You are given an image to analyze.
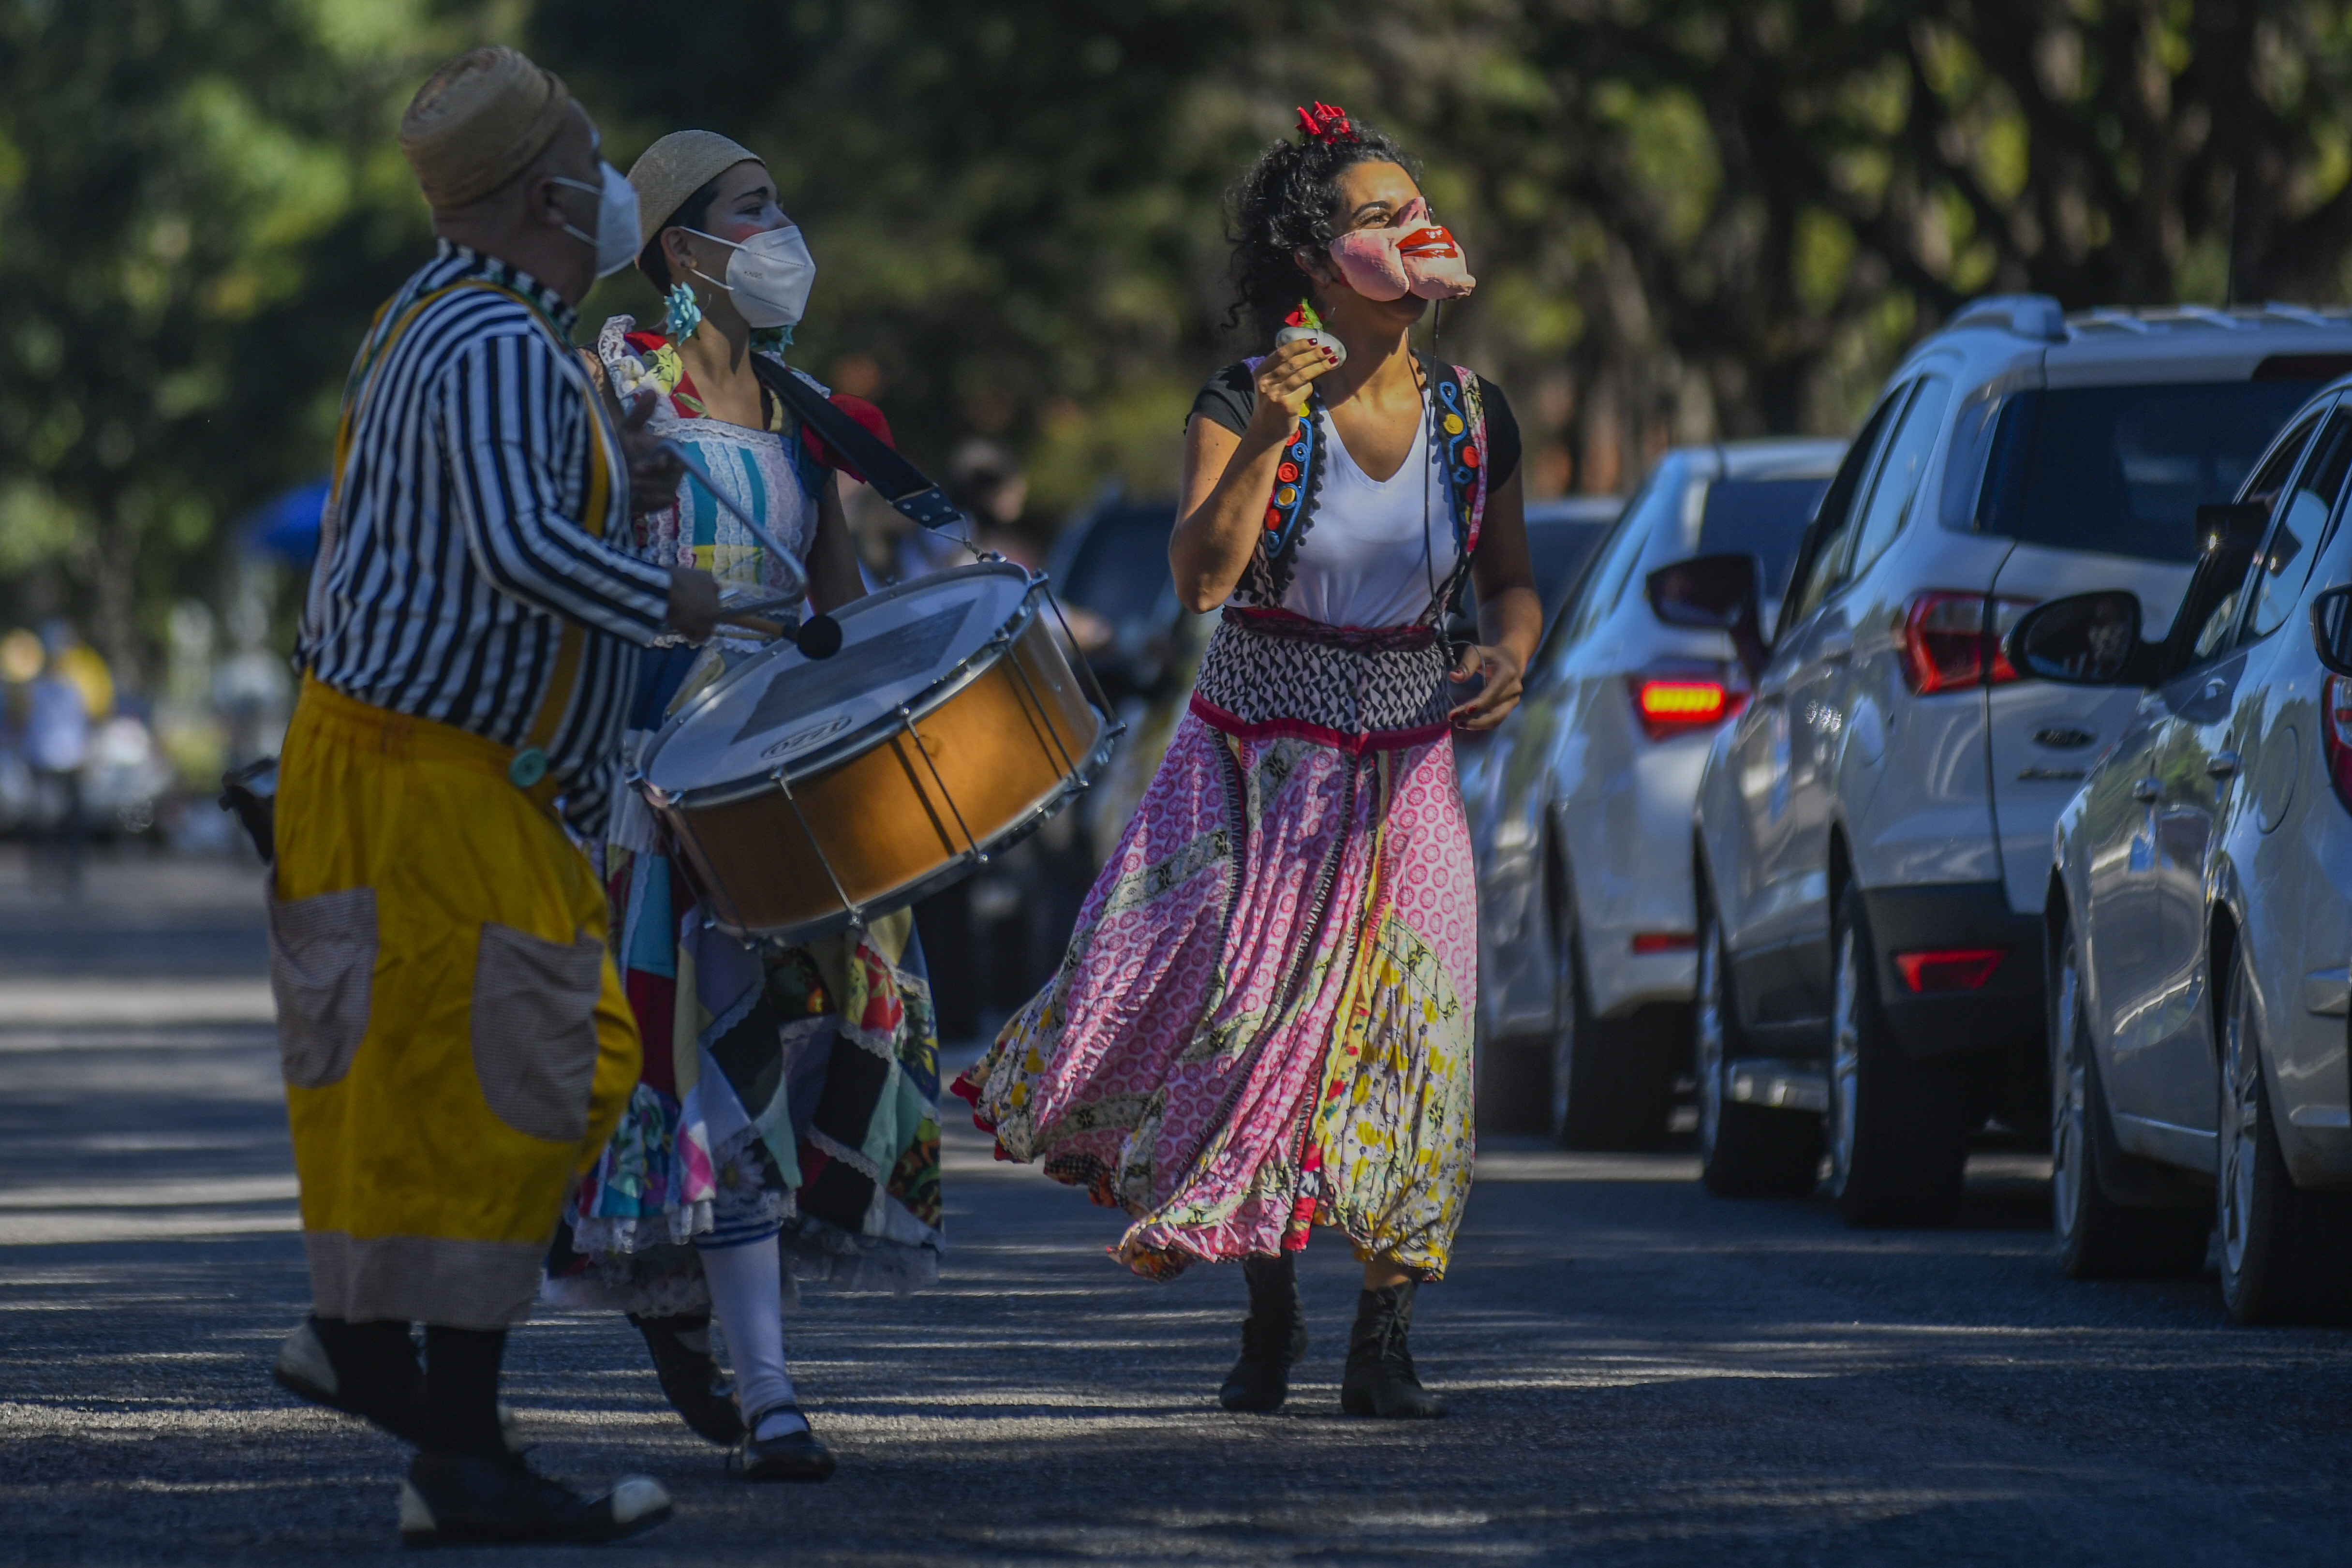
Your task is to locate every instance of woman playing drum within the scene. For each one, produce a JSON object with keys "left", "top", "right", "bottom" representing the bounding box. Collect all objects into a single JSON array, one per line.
[
  {"left": 955, "top": 104, "right": 1538, "bottom": 1417},
  {"left": 545, "top": 130, "right": 944, "bottom": 1481}
]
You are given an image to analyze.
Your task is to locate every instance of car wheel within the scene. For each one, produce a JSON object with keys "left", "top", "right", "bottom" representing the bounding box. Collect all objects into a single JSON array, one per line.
[
  {"left": 1548, "top": 894, "right": 1673, "bottom": 1151},
  {"left": 2050, "top": 919, "right": 2208, "bottom": 1279},
  {"left": 1695, "top": 895, "right": 1821, "bottom": 1195},
  {"left": 1825, "top": 885, "right": 1965, "bottom": 1228},
  {"left": 2217, "top": 942, "right": 2352, "bottom": 1324}
]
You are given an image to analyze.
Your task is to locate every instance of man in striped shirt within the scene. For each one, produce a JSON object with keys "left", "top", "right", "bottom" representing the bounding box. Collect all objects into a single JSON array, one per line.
[{"left": 266, "top": 46, "right": 716, "bottom": 1547}]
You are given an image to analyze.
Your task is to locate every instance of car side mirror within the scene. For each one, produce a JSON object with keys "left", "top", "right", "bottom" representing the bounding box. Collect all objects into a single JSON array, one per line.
[
  {"left": 2312, "top": 585, "right": 2352, "bottom": 677},
  {"left": 2004, "top": 591, "right": 2150, "bottom": 686},
  {"left": 1647, "top": 553, "right": 1768, "bottom": 685}
]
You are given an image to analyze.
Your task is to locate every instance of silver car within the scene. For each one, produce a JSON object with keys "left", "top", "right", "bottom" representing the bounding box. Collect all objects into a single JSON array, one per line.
[
  {"left": 1668, "top": 298, "right": 2352, "bottom": 1223},
  {"left": 2028, "top": 371, "right": 2352, "bottom": 1320},
  {"left": 1473, "top": 441, "right": 1843, "bottom": 1146}
]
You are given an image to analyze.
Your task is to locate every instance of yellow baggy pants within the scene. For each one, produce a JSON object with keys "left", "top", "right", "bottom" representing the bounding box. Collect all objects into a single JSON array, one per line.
[{"left": 272, "top": 676, "right": 639, "bottom": 1329}]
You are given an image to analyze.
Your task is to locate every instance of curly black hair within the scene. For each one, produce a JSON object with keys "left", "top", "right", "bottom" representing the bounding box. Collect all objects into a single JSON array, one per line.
[{"left": 1226, "top": 118, "right": 1421, "bottom": 345}]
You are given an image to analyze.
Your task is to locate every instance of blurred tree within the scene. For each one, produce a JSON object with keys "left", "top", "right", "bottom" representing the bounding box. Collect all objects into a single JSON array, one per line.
[
  {"left": 0, "top": 0, "right": 462, "bottom": 680},
  {"left": 1473, "top": 0, "right": 2352, "bottom": 472},
  {"left": 10, "top": 0, "right": 2352, "bottom": 683}
]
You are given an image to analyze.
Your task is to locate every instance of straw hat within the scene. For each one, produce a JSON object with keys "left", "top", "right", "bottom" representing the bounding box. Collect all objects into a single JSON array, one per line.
[
  {"left": 399, "top": 46, "right": 573, "bottom": 209},
  {"left": 628, "top": 131, "right": 764, "bottom": 249}
]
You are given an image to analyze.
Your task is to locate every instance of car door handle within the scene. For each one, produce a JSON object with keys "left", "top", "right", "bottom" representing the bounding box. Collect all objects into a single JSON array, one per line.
[
  {"left": 2132, "top": 778, "right": 2162, "bottom": 802},
  {"left": 2203, "top": 677, "right": 2229, "bottom": 701},
  {"left": 1816, "top": 629, "right": 1854, "bottom": 661},
  {"left": 2207, "top": 750, "right": 2241, "bottom": 778}
]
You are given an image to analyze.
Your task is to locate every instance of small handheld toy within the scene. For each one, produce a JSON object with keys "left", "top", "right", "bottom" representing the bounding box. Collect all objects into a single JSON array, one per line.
[{"left": 1273, "top": 299, "right": 1346, "bottom": 367}]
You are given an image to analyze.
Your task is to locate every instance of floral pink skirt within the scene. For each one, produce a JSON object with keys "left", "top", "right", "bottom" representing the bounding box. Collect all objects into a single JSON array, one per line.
[{"left": 953, "top": 711, "right": 1476, "bottom": 1279}]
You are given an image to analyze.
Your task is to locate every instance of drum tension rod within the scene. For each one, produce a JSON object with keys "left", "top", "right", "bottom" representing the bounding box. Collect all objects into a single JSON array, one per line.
[
  {"left": 897, "top": 704, "right": 987, "bottom": 868},
  {"left": 998, "top": 642, "right": 1080, "bottom": 785},
  {"left": 1036, "top": 577, "right": 1122, "bottom": 730},
  {"left": 772, "top": 769, "right": 864, "bottom": 932}
]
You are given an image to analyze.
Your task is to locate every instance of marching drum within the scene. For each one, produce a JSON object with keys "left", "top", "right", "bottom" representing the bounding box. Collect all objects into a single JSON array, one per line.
[{"left": 636, "top": 562, "right": 1114, "bottom": 944}]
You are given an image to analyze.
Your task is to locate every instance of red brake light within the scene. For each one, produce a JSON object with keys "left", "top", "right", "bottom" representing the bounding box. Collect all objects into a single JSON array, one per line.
[
  {"left": 1899, "top": 592, "right": 2034, "bottom": 695},
  {"left": 1893, "top": 947, "right": 2008, "bottom": 992},
  {"left": 1629, "top": 671, "right": 1746, "bottom": 741},
  {"left": 1631, "top": 932, "right": 1698, "bottom": 954},
  {"left": 2323, "top": 674, "right": 2352, "bottom": 814}
]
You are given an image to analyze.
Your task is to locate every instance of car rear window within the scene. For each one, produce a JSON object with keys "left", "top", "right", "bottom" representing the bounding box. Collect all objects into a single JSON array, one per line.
[
  {"left": 1453, "top": 518, "right": 1612, "bottom": 638},
  {"left": 1695, "top": 478, "right": 1828, "bottom": 601},
  {"left": 1975, "top": 382, "right": 2324, "bottom": 563}
]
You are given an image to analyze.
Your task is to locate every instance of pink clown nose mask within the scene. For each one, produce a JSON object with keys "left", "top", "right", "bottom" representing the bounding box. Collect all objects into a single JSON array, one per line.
[{"left": 1327, "top": 197, "right": 1477, "bottom": 302}]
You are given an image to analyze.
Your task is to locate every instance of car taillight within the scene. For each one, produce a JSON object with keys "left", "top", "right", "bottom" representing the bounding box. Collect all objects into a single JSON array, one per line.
[
  {"left": 1893, "top": 948, "right": 2008, "bottom": 992},
  {"left": 2323, "top": 674, "right": 2352, "bottom": 814},
  {"left": 1898, "top": 592, "right": 2035, "bottom": 695},
  {"left": 1631, "top": 932, "right": 1698, "bottom": 954},
  {"left": 1629, "top": 669, "right": 1747, "bottom": 741}
]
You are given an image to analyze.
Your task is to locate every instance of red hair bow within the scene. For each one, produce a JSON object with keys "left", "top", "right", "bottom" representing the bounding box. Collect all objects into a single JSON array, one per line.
[{"left": 1295, "top": 102, "right": 1354, "bottom": 143}]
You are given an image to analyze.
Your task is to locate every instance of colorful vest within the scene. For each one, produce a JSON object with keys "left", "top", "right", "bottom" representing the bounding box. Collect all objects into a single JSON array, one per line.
[
  {"left": 1236, "top": 356, "right": 1489, "bottom": 622},
  {"left": 1195, "top": 359, "right": 1492, "bottom": 753}
]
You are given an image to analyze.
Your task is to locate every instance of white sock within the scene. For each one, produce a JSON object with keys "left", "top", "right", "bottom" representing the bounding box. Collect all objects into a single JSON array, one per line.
[{"left": 696, "top": 1239, "right": 806, "bottom": 1436}]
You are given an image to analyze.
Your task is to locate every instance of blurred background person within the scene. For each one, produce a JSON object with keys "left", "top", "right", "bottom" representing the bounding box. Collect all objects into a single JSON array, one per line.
[{"left": 25, "top": 622, "right": 99, "bottom": 890}]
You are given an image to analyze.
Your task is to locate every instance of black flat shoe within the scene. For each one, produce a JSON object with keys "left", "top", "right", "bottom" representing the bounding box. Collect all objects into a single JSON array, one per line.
[
  {"left": 739, "top": 1405, "right": 836, "bottom": 1482},
  {"left": 1219, "top": 1253, "right": 1309, "bottom": 1414},
  {"left": 398, "top": 1450, "right": 671, "bottom": 1548},
  {"left": 1341, "top": 1279, "right": 1447, "bottom": 1419},
  {"left": 629, "top": 1312, "right": 744, "bottom": 1446}
]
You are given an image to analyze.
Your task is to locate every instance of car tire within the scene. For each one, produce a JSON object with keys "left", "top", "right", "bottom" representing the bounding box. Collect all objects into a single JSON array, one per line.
[
  {"left": 1826, "top": 884, "right": 1966, "bottom": 1228},
  {"left": 2049, "top": 920, "right": 2209, "bottom": 1279},
  {"left": 1550, "top": 891, "right": 1675, "bottom": 1152},
  {"left": 2217, "top": 942, "right": 2352, "bottom": 1324},
  {"left": 1695, "top": 893, "right": 1821, "bottom": 1196}
]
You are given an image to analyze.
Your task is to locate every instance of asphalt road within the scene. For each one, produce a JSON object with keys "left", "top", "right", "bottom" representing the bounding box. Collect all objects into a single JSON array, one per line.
[{"left": 5, "top": 845, "right": 2352, "bottom": 1566}]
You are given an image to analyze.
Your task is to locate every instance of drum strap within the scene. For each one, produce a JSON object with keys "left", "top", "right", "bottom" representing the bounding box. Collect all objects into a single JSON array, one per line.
[{"left": 751, "top": 356, "right": 962, "bottom": 530}]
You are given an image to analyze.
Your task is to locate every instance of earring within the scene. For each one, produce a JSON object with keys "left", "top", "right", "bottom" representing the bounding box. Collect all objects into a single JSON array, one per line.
[{"left": 662, "top": 282, "right": 703, "bottom": 344}]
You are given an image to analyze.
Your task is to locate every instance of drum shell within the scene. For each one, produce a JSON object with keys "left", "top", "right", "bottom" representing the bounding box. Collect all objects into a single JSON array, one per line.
[{"left": 650, "top": 604, "right": 1104, "bottom": 942}]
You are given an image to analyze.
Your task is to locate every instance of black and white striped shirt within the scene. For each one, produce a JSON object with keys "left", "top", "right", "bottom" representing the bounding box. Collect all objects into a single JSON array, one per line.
[{"left": 300, "top": 242, "right": 672, "bottom": 834}]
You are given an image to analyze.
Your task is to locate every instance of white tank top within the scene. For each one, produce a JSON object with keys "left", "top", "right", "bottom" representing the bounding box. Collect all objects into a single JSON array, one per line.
[{"left": 1233, "top": 404, "right": 1464, "bottom": 629}]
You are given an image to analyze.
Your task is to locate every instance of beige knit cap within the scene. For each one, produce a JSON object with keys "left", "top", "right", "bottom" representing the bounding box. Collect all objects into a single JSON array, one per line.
[
  {"left": 400, "top": 46, "right": 574, "bottom": 209},
  {"left": 628, "top": 131, "right": 764, "bottom": 249}
]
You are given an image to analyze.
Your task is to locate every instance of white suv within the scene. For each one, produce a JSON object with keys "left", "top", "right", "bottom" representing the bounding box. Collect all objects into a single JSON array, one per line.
[
  {"left": 1664, "top": 296, "right": 2352, "bottom": 1223},
  {"left": 1472, "top": 441, "right": 1843, "bottom": 1147}
]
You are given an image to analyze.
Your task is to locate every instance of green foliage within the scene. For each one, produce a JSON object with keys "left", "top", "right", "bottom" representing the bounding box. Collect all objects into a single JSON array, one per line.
[
  {"left": 8, "top": 0, "right": 2352, "bottom": 679},
  {"left": 0, "top": 0, "right": 466, "bottom": 676}
]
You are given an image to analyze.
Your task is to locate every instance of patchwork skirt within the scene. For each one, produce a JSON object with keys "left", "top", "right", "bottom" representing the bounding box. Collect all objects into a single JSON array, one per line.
[
  {"left": 545, "top": 644, "right": 946, "bottom": 1316},
  {"left": 954, "top": 610, "right": 1478, "bottom": 1279}
]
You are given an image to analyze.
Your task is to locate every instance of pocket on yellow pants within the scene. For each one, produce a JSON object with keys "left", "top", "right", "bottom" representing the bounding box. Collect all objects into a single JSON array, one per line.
[
  {"left": 471, "top": 922, "right": 605, "bottom": 1142},
  {"left": 268, "top": 885, "right": 376, "bottom": 1089}
]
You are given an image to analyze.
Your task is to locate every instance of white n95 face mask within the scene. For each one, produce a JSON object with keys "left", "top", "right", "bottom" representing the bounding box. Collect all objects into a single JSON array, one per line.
[
  {"left": 685, "top": 224, "right": 815, "bottom": 330},
  {"left": 550, "top": 163, "right": 641, "bottom": 278}
]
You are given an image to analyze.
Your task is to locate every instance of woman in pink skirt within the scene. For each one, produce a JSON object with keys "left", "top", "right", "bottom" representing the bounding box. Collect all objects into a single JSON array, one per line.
[{"left": 955, "top": 104, "right": 1538, "bottom": 1419}]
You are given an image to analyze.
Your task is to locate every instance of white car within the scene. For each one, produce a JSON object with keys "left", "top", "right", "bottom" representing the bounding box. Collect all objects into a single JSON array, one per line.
[
  {"left": 1452, "top": 494, "right": 1622, "bottom": 827},
  {"left": 1667, "top": 296, "right": 2352, "bottom": 1223},
  {"left": 2027, "top": 371, "right": 2352, "bottom": 1320},
  {"left": 1473, "top": 440, "right": 1843, "bottom": 1146}
]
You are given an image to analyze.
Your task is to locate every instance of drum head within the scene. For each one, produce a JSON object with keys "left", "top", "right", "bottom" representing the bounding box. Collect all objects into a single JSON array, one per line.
[{"left": 645, "top": 562, "right": 1036, "bottom": 794}]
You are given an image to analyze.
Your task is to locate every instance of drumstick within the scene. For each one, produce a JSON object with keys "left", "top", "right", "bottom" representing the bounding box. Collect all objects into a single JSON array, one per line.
[{"left": 717, "top": 610, "right": 788, "bottom": 637}]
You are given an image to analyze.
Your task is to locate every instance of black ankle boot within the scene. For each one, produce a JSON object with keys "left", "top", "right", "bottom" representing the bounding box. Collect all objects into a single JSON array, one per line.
[
  {"left": 629, "top": 1313, "right": 744, "bottom": 1446},
  {"left": 1341, "top": 1279, "right": 1446, "bottom": 1419},
  {"left": 1218, "top": 1254, "right": 1308, "bottom": 1413}
]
